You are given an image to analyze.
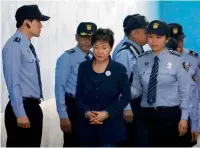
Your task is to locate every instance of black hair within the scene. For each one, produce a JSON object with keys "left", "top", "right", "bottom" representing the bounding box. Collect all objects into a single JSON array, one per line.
[{"left": 91, "top": 28, "right": 114, "bottom": 48}]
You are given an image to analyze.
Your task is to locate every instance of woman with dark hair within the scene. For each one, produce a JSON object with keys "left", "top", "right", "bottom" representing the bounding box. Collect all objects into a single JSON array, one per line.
[{"left": 75, "top": 28, "right": 131, "bottom": 146}]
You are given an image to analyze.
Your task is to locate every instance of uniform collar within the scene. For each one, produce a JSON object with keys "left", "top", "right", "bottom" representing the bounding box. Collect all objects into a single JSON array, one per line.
[
  {"left": 127, "top": 39, "right": 143, "bottom": 53},
  {"left": 180, "top": 49, "right": 187, "bottom": 57},
  {"left": 75, "top": 45, "right": 91, "bottom": 56},
  {"left": 153, "top": 48, "right": 167, "bottom": 61},
  {"left": 15, "top": 30, "right": 31, "bottom": 47},
  {"left": 123, "top": 36, "right": 128, "bottom": 41}
]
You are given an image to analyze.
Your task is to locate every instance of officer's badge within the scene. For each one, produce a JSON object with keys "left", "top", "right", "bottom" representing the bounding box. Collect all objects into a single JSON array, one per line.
[
  {"left": 153, "top": 23, "right": 159, "bottom": 29},
  {"left": 105, "top": 70, "right": 111, "bottom": 76},
  {"left": 192, "top": 75, "right": 197, "bottom": 82},
  {"left": 166, "top": 62, "right": 172, "bottom": 70},
  {"left": 145, "top": 62, "right": 149, "bottom": 68},
  {"left": 13, "top": 37, "right": 21, "bottom": 43},
  {"left": 183, "top": 62, "right": 190, "bottom": 72},
  {"left": 172, "top": 27, "right": 178, "bottom": 34},
  {"left": 80, "top": 32, "right": 87, "bottom": 36},
  {"left": 86, "top": 24, "right": 92, "bottom": 31}
]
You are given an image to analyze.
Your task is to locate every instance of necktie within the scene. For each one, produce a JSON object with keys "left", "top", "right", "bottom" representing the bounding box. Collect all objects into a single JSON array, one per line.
[
  {"left": 147, "top": 56, "right": 159, "bottom": 105},
  {"left": 29, "top": 43, "right": 43, "bottom": 98},
  {"left": 85, "top": 53, "right": 91, "bottom": 61}
]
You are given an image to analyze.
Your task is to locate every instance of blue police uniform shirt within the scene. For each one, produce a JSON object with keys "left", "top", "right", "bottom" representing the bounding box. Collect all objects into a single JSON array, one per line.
[
  {"left": 112, "top": 36, "right": 128, "bottom": 59},
  {"left": 113, "top": 39, "right": 143, "bottom": 99},
  {"left": 2, "top": 30, "right": 42, "bottom": 118},
  {"left": 55, "top": 45, "right": 92, "bottom": 118},
  {"left": 112, "top": 36, "right": 133, "bottom": 110},
  {"left": 134, "top": 48, "right": 191, "bottom": 120},
  {"left": 181, "top": 49, "right": 200, "bottom": 131}
]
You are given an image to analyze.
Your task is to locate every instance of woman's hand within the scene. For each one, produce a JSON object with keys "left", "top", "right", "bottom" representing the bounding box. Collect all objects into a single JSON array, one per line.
[
  {"left": 90, "top": 111, "right": 109, "bottom": 123},
  {"left": 85, "top": 111, "right": 103, "bottom": 125}
]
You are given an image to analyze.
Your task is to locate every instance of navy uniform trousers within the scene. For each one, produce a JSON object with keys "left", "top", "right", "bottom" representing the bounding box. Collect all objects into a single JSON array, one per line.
[
  {"left": 63, "top": 93, "right": 82, "bottom": 147},
  {"left": 5, "top": 98, "right": 43, "bottom": 147},
  {"left": 118, "top": 97, "right": 141, "bottom": 147},
  {"left": 135, "top": 106, "right": 181, "bottom": 147}
]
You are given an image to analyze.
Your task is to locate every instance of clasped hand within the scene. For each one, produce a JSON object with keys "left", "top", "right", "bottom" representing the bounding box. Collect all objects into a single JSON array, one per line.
[{"left": 85, "top": 111, "right": 109, "bottom": 125}]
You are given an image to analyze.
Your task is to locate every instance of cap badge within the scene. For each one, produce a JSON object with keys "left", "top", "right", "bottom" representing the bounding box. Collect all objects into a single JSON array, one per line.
[
  {"left": 173, "top": 27, "right": 178, "bottom": 34},
  {"left": 153, "top": 23, "right": 159, "bottom": 29},
  {"left": 86, "top": 24, "right": 92, "bottom": 30}
]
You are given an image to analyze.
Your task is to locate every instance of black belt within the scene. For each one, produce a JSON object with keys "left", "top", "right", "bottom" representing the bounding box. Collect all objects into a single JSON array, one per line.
[
  {"left": 142, "top": 106, "right": 179, "bottom": 111},
  {"left": 23, "top": 97, "right": 41, "bottom": 104}
]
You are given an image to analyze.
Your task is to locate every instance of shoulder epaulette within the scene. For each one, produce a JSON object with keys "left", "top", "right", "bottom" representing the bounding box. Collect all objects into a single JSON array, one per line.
[
  {"left": 116, "top": 42, "right": 132, "bottom": 55},
  {"left": 139, "top": 50, "right": 152, "bottom": 58},
  {"left": 169, "top": 50, "right": 180, "bottom": 57},
  {"left": 189, "top": 50, "right": 198, "bottom": 57},
  {"left": 13, "top": 37, "right": 21, "bottom": 43},
  {"left": 120, "top": 42, "right": 130, "bottom": 50},
  {"left": 65, "top": 48, "right": 75, "bottom": 54}
]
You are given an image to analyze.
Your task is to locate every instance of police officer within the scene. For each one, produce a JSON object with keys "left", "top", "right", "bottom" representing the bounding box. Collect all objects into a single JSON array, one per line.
[
  {"left": 168, "top": 23, "right": 200, "bottom": 147},
  {"left": 2, "top": 5, "right": 50, "bottom": 147},
  {"left": 112, "top": 14, "right": 139, "bottom": 59},
  {"left": 55, "top": 22, "right": 97, "bottom": 147},
  {"left": 132, "top": 20, "right": 191, "bottom": 147},
  {"left": 113, "top": 14, "right": 148, "bottom": 146}
]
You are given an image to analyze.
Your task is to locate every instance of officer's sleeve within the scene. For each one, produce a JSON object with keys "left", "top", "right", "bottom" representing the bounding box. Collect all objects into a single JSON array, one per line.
[
  {"left": 177, "top": 59, "right": 192, "bottom": 120},
  {"left": 189, "top": 65, "right": 200, "bottom": 132},
  {"left": 115, "top": 50, "right": 136, "bottom": 78},
  {"left": 130, "top": 62, "right": 142, "bottom": 99},
  {"left": 3, "top": 43, "right": 26, "bottom": 118},
  {"left": 197, "top": 57, "right": 200, "bottom": 100},
  {"left": 190, "top": 85, "right": 199, "bottom": 132},
  {"left": 105, "top": 65, "right": 131, "bottom": 118},
  {"left": 75, "top": 62, "right": 90, "bottom": 116},
  {"left": 115, "top": 50, "right": 136, "bottom": 110},
  {"left": 55, "top": 53, "right": 70, "bottom": 118},
  {"left": 124, "top": 104, "right": 131, "bottom": 110}
]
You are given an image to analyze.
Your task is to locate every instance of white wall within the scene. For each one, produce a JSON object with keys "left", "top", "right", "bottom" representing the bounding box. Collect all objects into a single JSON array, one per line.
[{"left": 1, "top": 0, "right": 158, "bottom": 146}]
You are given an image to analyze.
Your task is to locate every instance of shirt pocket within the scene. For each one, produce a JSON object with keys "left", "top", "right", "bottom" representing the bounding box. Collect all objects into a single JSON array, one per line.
[
  {"left": 71, "top": 63, "right": 79, "bottom": 76},
  {"left": 23, "top": 49, "right": 37, "bottom": 63},
  {"left": 139, "top": 68, "right": 151, "bottom": 87},
  {"left": 158, "top": 70, "right": 176, "bottom": 84}
]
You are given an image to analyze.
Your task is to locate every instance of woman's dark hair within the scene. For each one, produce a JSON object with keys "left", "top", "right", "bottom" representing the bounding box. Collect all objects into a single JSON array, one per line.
[
  {"left": 16, "top": 19, "right": 33, "bottom": 28},
  {"left": 91, "top": 28, "right": 114, "bottom": 48}
]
